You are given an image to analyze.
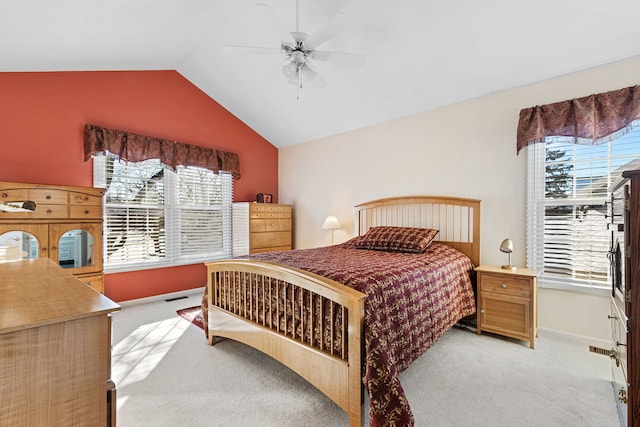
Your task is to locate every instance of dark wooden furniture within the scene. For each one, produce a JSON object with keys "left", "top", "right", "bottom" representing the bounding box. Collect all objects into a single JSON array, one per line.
[{"left": 609, "top": 169, "right": 640, "bottom": 426}]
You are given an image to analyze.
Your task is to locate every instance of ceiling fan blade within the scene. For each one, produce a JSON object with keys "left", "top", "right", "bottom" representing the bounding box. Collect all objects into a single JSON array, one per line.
[
  {"left": 223, "top": 45, "right": 282, "bottom": 55},
  {"left": 311, "top": 49, "right": 366, "bottom": 66},
  {"left": 289, "top": 31, "right": 308, "bottom": 44},
  {"left": 305, "top": 11, "right": 350, "bottom": 49}
]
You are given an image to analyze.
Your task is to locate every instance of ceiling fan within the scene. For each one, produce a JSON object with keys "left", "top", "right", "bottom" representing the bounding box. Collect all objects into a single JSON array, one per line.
[{"left": 223, "top": 0, "right": 366, "bottom": 100}]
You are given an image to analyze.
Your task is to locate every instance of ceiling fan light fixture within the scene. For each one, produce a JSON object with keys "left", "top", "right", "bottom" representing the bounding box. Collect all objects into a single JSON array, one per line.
[
  {"left": 222, "top": 0, "right": 364, "bottom": 100},
  {"left": 301, "top": 65, "right": 316, "bottom": 82},
  {"left": 282, "top": 62, "right": 298, "bottom": 80}
]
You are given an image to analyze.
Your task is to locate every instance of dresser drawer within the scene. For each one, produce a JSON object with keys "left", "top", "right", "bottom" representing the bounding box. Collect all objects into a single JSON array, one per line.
[
  {"left": 481, "top": 274, "right": 531, "bottom": 297},
  {"left": 69, "top": 204, "right": 102, "bottom": 219},
  {"left": 0, "top": 188, "right": 29, "bottom": 202},
  {"left": 264, "top": 219, "right": 281, "bottom": 232},
  {"left": 250, "top": 210, "right": 280, "bottom": 220},
  {"left": 278, "top": 219, "right": 292, "bottom": 231},
  {"left": 29, "top": 189, "right": 68, "bottom": 205},
  {"left": 251, "top": 231, "right": 291, "bottom": 249},
  {"left": 250, "top": 219, "right": 267, "bottom": 233},
  {"left": 250, "top": 204, "right": 283, "bottom": 215},
  {"left": 69, "top": 192, "right": 102, "bottom": 205},
  {"left": 278, "top": 209, "right": 291, "bottom": 218},
  {"left": 30, "top": 204, "right": 69, "bottom": 219},
  {"left": 251, "top": 218, "right": 281, "bottom": 232}
]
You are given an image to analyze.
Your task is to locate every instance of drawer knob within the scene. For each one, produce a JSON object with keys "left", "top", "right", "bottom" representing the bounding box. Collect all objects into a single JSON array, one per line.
[
  {"left": 501, "top": 284, "right": 507, "bottom": 289},
  {"left": 608, "top": 315, "right": 618, "bottom": 320}
]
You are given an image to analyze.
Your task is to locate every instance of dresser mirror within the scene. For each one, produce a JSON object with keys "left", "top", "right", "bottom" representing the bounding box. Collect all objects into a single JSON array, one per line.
[
  {"left": 0, "top": 231, "right": 39, "bottom": 262},
  {"left": 57, "top": 229, "right": 96, "bottom": 269}
]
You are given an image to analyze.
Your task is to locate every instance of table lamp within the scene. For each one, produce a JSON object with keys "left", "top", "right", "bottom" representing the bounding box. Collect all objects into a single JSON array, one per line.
[
  {"left": 500, "top": 238, "right": 516, "bottom": 271},
  {"left": 322, "top": 215, "right": 341, "bottom": 245}
]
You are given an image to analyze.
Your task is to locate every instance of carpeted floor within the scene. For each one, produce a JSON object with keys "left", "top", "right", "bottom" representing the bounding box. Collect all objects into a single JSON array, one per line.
[{"left": 112, "top": 292, "right": 621, "bottom": 427}]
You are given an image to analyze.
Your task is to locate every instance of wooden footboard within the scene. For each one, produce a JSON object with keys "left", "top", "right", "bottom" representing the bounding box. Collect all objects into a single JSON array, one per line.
[{"left": 205, "top": 259, "right": 366, "bottom": 427}]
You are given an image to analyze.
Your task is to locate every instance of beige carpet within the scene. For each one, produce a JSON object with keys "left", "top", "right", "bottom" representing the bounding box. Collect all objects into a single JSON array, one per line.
[{"left": 111, "top": 292, "right": 620, "bottom": 426}]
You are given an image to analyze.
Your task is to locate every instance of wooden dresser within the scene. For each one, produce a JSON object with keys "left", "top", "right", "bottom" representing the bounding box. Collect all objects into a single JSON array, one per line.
[
  {"left": 0, "top": 258, "right": 120, "bottom": 426},
  {"left": 0, "top": 181, "right": 105, "bottom": 293},
  {"left": 232, "top": 202, "right": 292, "bottom": 255}
]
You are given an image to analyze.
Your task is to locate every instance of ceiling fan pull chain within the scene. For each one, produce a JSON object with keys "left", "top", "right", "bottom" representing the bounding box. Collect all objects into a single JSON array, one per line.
[{"left": 297, "top": 64, "right": 302, "bottom": 101}]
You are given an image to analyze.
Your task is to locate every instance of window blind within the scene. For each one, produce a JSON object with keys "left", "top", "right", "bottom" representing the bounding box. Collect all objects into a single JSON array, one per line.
[
  {"left": 94, "top": 153, "right": 233, "bottom": 272},
  {"left": 527, "top": 126, "right": 640, "bottom": 292}
]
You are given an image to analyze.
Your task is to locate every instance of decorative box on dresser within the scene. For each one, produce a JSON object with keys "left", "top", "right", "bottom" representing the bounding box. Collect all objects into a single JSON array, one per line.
[
  {"left": 475, "top": 265, "right": 540, "bottom": 348},
  {"left": 0, "top": 258, "right": 120, "bottom": 426},
  {"left": 0, "top": 181, "right": 105, "bottom": 293},
  {"left": 232, "top": 202, "right": 292, "bottom": 255},
  {"left": 608, "top": 169, "right": 640, "bottom": 426}
]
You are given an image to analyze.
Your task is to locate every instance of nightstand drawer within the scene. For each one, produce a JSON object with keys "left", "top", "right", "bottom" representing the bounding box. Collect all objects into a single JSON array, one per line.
[{"left": 481, "top": 275, "right": 530, "bottom": 297}]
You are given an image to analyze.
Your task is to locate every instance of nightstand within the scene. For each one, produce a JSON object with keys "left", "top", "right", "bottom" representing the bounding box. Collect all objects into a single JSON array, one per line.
[{"left": 475, "top": 265, "right": 540, "bottom": 348}]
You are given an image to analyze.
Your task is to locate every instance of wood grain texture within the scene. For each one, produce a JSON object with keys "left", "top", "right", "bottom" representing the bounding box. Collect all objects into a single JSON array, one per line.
[
  {"left": 475, "top": 265, "right": 539, "bottom": 349},
  {"left": 0, "top": 181, "right": 105, "bottom": 293},
  {"left": 0, "top": 258, "right": 120, "bottom": 426},
  {"left": 249, "top": 203, "right": 292, "bottom": 252}
]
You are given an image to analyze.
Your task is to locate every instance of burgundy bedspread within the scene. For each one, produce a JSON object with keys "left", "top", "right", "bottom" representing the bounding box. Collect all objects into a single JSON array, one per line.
[{"left": 205, "top": 239, "right": 476, "bottom": 426}]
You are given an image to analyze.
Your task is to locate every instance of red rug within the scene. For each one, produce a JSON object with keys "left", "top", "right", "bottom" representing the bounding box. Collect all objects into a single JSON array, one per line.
[{"left": 177, "top": 306, "right": 204, "bottom": 330}]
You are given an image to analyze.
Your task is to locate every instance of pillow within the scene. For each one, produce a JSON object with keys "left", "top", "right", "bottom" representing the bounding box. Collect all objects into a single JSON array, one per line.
[{"left": 354, "top": 226, "right": 439, "bottom": 253}]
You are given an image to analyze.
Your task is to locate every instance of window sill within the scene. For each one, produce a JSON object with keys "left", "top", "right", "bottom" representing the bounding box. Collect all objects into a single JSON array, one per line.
[
  {"left": 538, "top": 277, "right": 610, "bottom": 297},
  {"left": 104, "top": 254, "right": 229, "bottom": 274}
]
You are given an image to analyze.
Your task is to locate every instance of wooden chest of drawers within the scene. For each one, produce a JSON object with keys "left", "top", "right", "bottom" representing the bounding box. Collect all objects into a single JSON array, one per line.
[
  {"left": 232, "top": 202, "right": 292, "bottom": 255},
  {"left": 475, "top": 265, "right": 540, "bottom": 348},
  {"left": 249, "top": 203, "right": 292, "bottom": 253}
]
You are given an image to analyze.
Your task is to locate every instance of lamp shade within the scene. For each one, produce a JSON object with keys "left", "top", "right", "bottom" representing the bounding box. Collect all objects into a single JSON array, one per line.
[
  {"left": 499, "top": 238, "right": 513, "bottom": 253},
  {"left": 321, "top": 215, "right": 341, "bottom": 230},
  {"left": 500, "top": 238, "right": 515, "bottom": 270}
]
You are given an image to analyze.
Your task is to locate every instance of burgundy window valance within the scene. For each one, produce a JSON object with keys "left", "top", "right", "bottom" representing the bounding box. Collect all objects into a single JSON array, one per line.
[
  {"left": 516, "top": 85, "right": 640, "bottom": 154},
  {"left": 83, "top": 124, "right": 241, "bottom": 179}
]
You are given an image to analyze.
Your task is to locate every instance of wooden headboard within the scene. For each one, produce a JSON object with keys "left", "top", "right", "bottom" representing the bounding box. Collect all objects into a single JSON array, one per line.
[{"left": 354, "top": 196, "right": 481, "bottom": 266}]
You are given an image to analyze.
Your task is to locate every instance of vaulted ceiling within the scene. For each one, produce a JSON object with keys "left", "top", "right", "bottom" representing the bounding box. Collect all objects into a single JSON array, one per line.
[{"left": 2, "top": 0, "right": 640, "bottom": 148}]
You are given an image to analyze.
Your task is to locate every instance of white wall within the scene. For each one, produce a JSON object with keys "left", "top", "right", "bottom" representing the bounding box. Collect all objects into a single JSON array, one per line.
[{"left": 279, "top": 55, "right": 640, "bottom": 341}]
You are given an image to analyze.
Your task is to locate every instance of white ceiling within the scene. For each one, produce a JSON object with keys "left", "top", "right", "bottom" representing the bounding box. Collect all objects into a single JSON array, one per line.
[{"left": 2, "top": 0, "right": 640, "bottom": 148}]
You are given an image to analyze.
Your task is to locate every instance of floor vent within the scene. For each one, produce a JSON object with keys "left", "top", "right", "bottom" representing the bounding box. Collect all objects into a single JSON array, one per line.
[{"left": 165, "top": 296, "right": 189, "bottom": 302}]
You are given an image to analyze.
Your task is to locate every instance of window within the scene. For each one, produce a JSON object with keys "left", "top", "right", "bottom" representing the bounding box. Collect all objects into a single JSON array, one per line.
[
  {"left": 527, "top": 125, "right": 640, "bottom": 292},
  {"left": 94, "top": 153, "right": 233, "bottom": 272}
]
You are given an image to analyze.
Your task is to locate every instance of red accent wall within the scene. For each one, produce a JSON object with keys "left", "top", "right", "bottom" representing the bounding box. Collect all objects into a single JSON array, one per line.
[{"left": 0, "top": 70, "right": 278, "bottom": 302}]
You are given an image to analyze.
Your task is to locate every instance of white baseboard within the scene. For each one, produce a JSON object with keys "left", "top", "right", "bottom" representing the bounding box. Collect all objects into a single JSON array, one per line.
[
  {"left": 539, "top": 326, "right": 609, "bottom": 348},
  {"left": 118, "top": 287, "right": 204, "bottom": 307}
]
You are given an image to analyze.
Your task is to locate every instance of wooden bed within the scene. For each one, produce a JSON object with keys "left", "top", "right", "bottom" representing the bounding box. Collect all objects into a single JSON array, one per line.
[{"left": 204, "top": 196, "right": 480, "bottom": 426}]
